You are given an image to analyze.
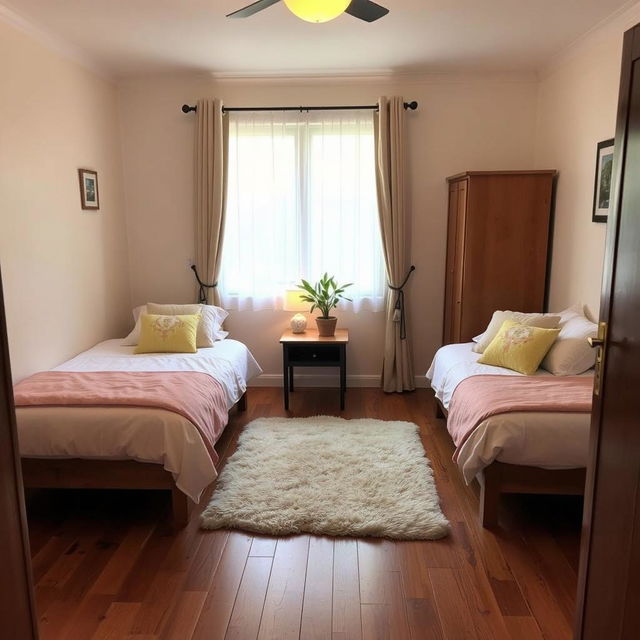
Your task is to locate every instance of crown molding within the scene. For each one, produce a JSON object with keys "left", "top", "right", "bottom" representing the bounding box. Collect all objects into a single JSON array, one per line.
[
  {"left": 209, "top": 69, "right": 394, "bottom": 83},
  {"left": 0, "top": 1, "right": 112, "bottom": 80},
  {"left": 540, "top": 0, "right": 640, "bottom": 78},
  {"left": 209, "top": 69, "right": 538, "bottom": 85}
]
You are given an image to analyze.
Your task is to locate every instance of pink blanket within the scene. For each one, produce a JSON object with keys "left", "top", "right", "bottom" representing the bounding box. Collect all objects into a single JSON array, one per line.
[
  {"left": 447, "top": 375, "right": 593, "bottom": 461},
  {"left": 13, "top": 371, "right": 228, "bottom": 464}
]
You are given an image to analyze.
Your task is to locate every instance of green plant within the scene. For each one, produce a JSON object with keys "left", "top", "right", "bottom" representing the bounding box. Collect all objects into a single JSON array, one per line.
[{"left": 297, "top": 273, "right": 353, "bottom": 318}]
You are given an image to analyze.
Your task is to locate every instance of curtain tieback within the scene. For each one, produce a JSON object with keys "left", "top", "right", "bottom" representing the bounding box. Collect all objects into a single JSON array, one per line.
[
  {"left": 191, "top": 265, "right": 217, "bottom": 304},
  {"left": 388, "top": 265, "right": 416, "bottom": 340}
]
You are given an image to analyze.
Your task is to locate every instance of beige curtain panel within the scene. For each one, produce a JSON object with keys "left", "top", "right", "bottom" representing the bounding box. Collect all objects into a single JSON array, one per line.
[
  {"left": 194, "top": 98, "right": 229, "bottom": 306},
  {"left": 375, "top": 96, "right": 416, "bottom": 392}
]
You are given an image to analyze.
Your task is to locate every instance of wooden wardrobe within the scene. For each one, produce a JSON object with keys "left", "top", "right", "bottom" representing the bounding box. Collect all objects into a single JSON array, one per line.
[{"left": 443, "top": 170, "right": 556, "bottom": 344}]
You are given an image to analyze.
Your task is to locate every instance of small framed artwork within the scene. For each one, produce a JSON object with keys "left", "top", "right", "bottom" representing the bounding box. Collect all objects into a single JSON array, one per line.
[
  {"left": 78, "top": 168, "right": 99, "bottom": 210},
  {"left": 592, "top": 138, "right": 614, "bottom": 223}
]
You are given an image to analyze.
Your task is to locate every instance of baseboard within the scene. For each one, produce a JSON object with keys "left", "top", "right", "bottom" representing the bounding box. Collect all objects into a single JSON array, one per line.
[
  {"left": 414, "top": 375, "right": 430, "bottom": 389},
  {"left": 249, "top": 373, "right": 431, "bottom": 389}
]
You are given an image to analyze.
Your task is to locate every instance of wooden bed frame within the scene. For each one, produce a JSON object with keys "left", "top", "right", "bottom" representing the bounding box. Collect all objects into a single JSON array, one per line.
[
  {"left": 435, "top": 398, "right": 586, "bottom": 527},
  {"left": 20, "top": 391, "right": 247, "bottom": 529}
]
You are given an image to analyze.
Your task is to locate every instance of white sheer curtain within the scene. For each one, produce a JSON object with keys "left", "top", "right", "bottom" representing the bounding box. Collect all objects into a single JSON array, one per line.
[{"left": 219, "top": 109, "right": 385, "bottom": 311}]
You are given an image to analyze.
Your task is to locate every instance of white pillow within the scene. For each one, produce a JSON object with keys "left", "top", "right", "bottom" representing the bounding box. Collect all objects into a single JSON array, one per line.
[
  {"left": 132, "top": 304, "right": 145, "bottom": 323},
  {"left": 472, "top": 310, "right": 561, "bottom": 354},
  {"left": 541, "top": 313, "right": 597, "bottom": 376},
  {"left": 201, "top": 305, "right": 229, "bottom": 341},
  {"left": 122, "top": 303, "right": 228, "bottom": 347},
  {"left": 555, "top": 303, "right": 585, "bottom": 325}
]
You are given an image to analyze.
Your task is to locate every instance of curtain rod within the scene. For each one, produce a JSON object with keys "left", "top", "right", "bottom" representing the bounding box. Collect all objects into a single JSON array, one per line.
[{"left": 181, "top": 101, "right": 418, "bottom": 114}]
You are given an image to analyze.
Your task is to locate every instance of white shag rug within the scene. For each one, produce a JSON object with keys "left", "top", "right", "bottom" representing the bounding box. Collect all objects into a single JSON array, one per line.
[{"left": 200, "top": 416, "right": 449, "bottom": 540}]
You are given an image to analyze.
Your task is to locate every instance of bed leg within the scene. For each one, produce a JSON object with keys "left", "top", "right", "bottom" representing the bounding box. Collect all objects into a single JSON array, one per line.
[
  {"left": 237, "top": 392, "right": 247, "bottom": 412},
  {"left": 171, "top": 486, "right": 190, "bottom": 529},
  {"left": 479, "top": 467, "right": 501, "bottom": 528}
]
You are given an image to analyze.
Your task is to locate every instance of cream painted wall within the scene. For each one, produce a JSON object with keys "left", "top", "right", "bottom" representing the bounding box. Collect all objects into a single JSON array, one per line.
[
  {"left": 118, "top": 73, "right": 538, "bottom": 382},
  {"left": 535, "top": 3, "right": 640, "bottom": 319},
  {"left": 0, "top": 20, "right": 131, "bottom": 380},
  {"left": 3, "top": 2, "right": 637, "bottom": 385}
]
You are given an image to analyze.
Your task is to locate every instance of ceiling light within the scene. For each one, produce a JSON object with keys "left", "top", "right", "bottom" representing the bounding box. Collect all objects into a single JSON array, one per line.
[{"left": 283, "top": 0, "right": 351, "bottom": 23}]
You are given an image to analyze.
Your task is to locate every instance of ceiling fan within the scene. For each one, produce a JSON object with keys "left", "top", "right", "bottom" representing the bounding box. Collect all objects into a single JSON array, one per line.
[{"left": 227, "top": 0, "right": 389, "bottom": 24}]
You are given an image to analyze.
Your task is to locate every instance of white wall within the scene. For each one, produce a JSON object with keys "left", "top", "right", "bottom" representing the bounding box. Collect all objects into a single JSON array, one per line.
[
  {"left": 0, "top": 19, "right": 131, "bottom": 381},
  {"left": 118, "top": 73, "right": 538, "bottom": 383},
  {"left": 535, "top": 2, "right": 640, "bottom": 319}
]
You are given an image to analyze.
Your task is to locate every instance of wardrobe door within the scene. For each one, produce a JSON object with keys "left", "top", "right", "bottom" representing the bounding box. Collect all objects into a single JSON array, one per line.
[
  {"left": 460, "top": 174, "right": 551, "bottom": 341},
  {"left": 451, "top": 179, "right": 468, "bottom": 343},
  {"left": 443, "top": 183, "right": 459, "bottom": 344}
]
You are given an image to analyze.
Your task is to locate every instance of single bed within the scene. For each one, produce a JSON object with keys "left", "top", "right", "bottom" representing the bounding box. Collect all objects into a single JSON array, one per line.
[
  {"left": 16, "top": 338, "right": 262, "bottom": 526},
  {"left": 426, "top": 342, "right": 592, "bottom": 526}
]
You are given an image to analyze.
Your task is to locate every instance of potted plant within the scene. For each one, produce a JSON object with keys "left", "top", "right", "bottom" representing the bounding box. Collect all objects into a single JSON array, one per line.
[{"left": 297, "top": 273, "right": 353, "bottom": 337}]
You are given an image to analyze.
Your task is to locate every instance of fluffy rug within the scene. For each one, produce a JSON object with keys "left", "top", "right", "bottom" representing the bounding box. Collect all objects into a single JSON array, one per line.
[{"left": 200, "top": 416, "right": 449, "bottom": 540}]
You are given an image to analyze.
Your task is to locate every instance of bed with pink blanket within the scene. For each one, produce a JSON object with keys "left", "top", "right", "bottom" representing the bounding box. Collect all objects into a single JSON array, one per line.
[
  {"left": 13, "top": 339, "right": 261, "bottom": 524},
  {"left": 426, "top": 342, "right": 594, "bottom": 526}
]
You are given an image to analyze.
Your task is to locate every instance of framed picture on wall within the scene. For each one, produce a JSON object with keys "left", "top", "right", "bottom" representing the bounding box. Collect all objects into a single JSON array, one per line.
[
  {"left": 592, "top": 138, "right": 614, "bottom": 223},
  {"left": 78, "top": 168, "right": 99, "bottom": 210}
]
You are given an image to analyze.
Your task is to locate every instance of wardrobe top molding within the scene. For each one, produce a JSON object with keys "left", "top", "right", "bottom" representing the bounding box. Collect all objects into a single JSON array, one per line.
[{"left": 447, "top": 170, "right": 558, "bottom": 182}]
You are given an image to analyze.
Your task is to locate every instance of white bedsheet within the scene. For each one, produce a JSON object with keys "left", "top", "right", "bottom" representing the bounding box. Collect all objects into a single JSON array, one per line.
[
  {"left": 17, "top": 339, "right": 262, "bottom": 502},
  {"left": 426, "top": 342, "right": 592, "bottom": 483}
]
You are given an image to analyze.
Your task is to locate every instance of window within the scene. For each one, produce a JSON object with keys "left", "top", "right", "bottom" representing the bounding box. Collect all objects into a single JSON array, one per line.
[{"left": 218, "top": 109, "right": 385, "bottom": 312}]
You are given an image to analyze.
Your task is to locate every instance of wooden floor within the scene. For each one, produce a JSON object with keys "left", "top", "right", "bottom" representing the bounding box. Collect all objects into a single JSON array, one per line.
[{"left": 26, "top": 388, "right": 583, "bottom": 639}]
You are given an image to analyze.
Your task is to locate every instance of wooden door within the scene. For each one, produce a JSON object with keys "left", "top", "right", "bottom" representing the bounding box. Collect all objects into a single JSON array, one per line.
[
  {"left": 0, "top": 268, "right": 38, "bottom": 638},
  {"left": 460, "top": 173, "right": 553, "bottom": 341},
  {"left": 452, "top": 180, "right": 468, "bottom": 342},
  {"left": 576, "top": 23, "right": 640, "bottom": 639},
  {"left": 442, "top": 179, "right": 468, "bottom": 344},
  {"left": 443, "top": 181, "right": 460, "bottom": 343}
]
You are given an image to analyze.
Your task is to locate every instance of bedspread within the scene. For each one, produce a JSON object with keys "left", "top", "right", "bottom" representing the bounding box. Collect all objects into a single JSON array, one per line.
[
  {"left": 448, "top": 374, "right": 593, "bottom": 462},
  {"left": 14, "top": 371, "right": 229, "bottom": 465}
]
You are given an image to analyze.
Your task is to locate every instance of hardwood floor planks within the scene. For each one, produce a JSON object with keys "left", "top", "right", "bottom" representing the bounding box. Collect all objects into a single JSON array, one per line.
[
  {"left": 300, "top": 537, "right": 334, "bottom": 640},
  {"left": 333, "top": 539, "right": 362, "bottom": 640},
  {"left": 257, "top": 536, "right": 310, "bottom": 640},
  {"left": 160, "top": 591, "right": 207, "bottom": 640},
  {"left": 225, "top": 556, "right": 273, "bottom": 640},
  {"left": 91, "top": 602, "right": 141, "bottom": 640},
  {"left": 90, "top": 523, "right": 156, "bottom": 596},
  {"left": 405, "top": 598, "right": 443, "bottom": 640},
  {"left": 25, "top": 388, "right": 582, "bottom": 640},
  {"left": 429, "top": 568, "right": 479, "bottom": 639},
  {"left": 250, "top": 536, "right": 279, "bottom": 557},
  {"left": 191, "top": 532, "right": 253, "bottom": 640}
]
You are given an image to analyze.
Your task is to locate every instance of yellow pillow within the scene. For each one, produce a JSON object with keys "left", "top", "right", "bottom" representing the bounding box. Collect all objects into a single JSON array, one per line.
[
  {"left": 134, "top": 313, "right": 200, "bottom": 354},
  {"left": 478, "top": 320, "right": 560, "bottom": 375}
]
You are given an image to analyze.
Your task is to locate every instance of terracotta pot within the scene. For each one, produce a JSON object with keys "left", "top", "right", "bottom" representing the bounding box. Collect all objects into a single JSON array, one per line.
[{"left": 316, "top": 316, "right": 337, "bottom": 337}]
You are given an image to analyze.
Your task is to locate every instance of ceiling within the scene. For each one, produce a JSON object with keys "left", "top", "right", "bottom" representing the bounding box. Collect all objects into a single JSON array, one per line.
[{"left": 3, "top": 0, "right": 634, "bottom": 76}]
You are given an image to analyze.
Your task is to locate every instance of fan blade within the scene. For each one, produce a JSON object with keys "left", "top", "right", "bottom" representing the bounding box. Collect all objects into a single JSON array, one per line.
[
  {"left": 226, "top": 0, "right": 281, "bottom": 18},
  {"left": 345, "top": 0, "right": 389, "bottom": 22}
]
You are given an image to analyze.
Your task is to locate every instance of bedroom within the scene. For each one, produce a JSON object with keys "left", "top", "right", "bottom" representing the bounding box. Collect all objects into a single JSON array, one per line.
[{"left": 1, "top": 0, "right": 639, "bottom": 638}]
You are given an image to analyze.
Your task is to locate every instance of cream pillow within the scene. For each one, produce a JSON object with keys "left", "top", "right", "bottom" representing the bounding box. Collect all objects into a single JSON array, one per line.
[
  {"left": 541, "top": 313, "right": 598, "bottom": 376},
  {"left": 146, "top": 303, "right": 212, "bottom": 347},
  {"left": 472, "top": 311, "right": 561, "bottom": 354},
  {"left": 148, "top": 303, "right": 229, "bottom": 345},
  {"left": 123, "top": 303, "right": 229, "bottom": 347},
  {"left": 478, "top": 321, "right": 560, "bottom": 375},
  {"left": 122, "top": 304, "right": 200, "bottom": 346},
  {"left": 134, "top": 314, "right": 200, "bottom": 354}
]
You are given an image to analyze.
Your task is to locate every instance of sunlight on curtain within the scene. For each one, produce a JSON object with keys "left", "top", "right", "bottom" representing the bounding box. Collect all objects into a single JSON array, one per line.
[{"left": 219, "top": 109, "right": 385, "bottom": 312}]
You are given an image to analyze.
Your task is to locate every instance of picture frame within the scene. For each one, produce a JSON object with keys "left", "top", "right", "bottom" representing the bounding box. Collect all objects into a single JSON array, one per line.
[
  {"left": 592, "top": 138, "right": 614, "bottom": 223},
  {"left": 78, "top": 168, "right": 99, "bottom": 210}
]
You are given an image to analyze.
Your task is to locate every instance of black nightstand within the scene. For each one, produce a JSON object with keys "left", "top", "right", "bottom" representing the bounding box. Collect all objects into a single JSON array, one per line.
[{"left": 280, "top": 328, "right": 349, "bottom": 411}]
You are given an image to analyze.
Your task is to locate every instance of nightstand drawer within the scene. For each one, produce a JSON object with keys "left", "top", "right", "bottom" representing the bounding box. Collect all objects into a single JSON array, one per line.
[{"left": 288, "top": 344, "right": 340, "bottom": 364}]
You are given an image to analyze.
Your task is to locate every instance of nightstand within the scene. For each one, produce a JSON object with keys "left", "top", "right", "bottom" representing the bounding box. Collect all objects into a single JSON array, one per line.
[{"left": 280, "top": 329, "right": 349, "bottom": 411}]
